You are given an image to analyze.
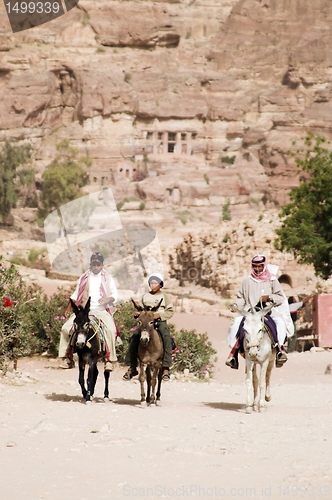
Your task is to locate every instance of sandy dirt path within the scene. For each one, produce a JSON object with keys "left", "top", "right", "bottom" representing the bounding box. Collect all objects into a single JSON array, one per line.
[{"left": 0, "top": 313, "right": 331, "bottom": 500}]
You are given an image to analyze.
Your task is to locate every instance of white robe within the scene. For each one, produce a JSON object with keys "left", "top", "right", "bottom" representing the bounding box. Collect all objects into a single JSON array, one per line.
[
  {"left": 228, "top": 275, "right": 294, "bottom": 347},
  {"left": 59, "top": 271, "right": 118, "bottom": 361}
]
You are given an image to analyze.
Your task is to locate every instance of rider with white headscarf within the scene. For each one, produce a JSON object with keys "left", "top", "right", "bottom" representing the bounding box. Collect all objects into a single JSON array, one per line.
[{"left": 123, "top": 273, "right": 174, "bottom": 381}]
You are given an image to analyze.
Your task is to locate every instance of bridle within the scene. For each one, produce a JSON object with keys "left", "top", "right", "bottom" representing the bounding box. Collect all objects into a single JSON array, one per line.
[
  {"left": 74, "top": 317, "right": 97, "bottom": 349},
  {"left": 137, "top": 315, "right": 155, "bottom": 346},
  {"left": 244, "top": 317, "right": 267, "bottom": 350}
]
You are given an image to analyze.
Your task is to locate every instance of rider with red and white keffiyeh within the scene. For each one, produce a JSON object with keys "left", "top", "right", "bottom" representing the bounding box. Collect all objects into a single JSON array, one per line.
[
  {"left": 225, "top": 254, "right": 293, "bottom": 370},
  {"left": 59, "top": 252, "right": 119, "bottom": 370}
]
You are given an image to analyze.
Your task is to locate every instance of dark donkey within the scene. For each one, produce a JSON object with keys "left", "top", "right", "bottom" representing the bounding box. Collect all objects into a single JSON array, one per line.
[
  {"left": 132, "top": 299, "right": 164, "bottom": 405},
  {"left": 70, "top": 297, "right": 110, "bottom": 402}
]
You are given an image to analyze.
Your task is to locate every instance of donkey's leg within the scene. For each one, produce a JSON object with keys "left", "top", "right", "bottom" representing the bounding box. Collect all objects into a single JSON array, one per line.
[
  {"left": 245, "top": 359, "right": 254, "bottom": 413},
  {"left": 146, "top": 366, "right": 152, "bottom": 404},
  {"left": 86, "top": 360, "right": 98, "bottom": 401},
  {"left": 149, "top": 366, "right": 159, "bottom": 405},
  {"left": 138, "top": 363, "right": 146, "bottom": 403},
  {"left": 78, "top": 358, "right": 87, "bottom": 400},
  {"left": 156, "top": 366, "right": 163, "bottom": 402},
  {"left": 91, "top": 362, "right": 98, "bottom": 397},
  {"left": 265, "top": 355, "right": 275, "bottom": 402},
  {"left": 104, "top": 369, "right": 110, "bottom": 400},
  {"left": 253, "top": 364, "right": 260, "bottom": 411},
  {"left": 258, "top": 360, "right": 269, "bottom": 411}
]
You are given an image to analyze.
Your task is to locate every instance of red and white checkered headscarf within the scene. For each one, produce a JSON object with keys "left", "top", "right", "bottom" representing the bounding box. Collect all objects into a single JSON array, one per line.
[{"left": 251, "top": 255, "right": 274, "bottom": 282}]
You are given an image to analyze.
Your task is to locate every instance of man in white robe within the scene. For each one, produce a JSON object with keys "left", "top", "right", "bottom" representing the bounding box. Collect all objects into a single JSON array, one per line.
[
  {"left": 226, "top": 255, "right": 293, "bottom": 369},
  {"left": 59, "top": 252, "right": 118, "bottom": 370}
]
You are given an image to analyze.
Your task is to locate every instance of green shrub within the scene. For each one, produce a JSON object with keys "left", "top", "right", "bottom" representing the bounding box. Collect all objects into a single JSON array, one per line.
[
  {"left": 0, "top": 259, "right": 73, "bottom": 372},
  {"left": 28, "top": 247, "right": 47, "bottom": 264},
  {"left": 175, "top": 209, "right": 195, "bottom": 225},
  {"left": 221, "top": 198, "right": 231, "bottom": 221},
  {"left": 170, "top": 324, "right": 217, "bottom": 379},
  {"left": 113, "top": 301, "right": 137, "bottom": 363},
  {"left": 221, "top": 155, "right": 236, "bottom": 164}
]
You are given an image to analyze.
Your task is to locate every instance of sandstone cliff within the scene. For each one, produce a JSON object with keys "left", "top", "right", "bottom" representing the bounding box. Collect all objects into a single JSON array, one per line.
[{"left": 1, "top": 0, "right": 332, "bottom": 298}]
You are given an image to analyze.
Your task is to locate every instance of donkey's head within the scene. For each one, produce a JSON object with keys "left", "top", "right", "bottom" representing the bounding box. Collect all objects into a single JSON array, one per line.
[
  {"left": 241, "top": 303, "right": 274, "bottom": 359},
  {"left": 131, "top": 298, "right": 163, "bottom": 346},
  {"left": 70, "top": 297, "right": 91, "bottom": 349}
]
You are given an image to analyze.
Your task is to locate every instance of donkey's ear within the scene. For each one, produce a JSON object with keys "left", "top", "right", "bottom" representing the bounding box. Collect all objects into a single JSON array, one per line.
[
  {"left": 131, "top": 298, "right": 143, "bottom": 311},
  {"left": 151, "top": 298, "right": 163, "bottom": 312},
  {"left": 84, "top": 297, "right": 91, "bottom": 314},
  {"left": 70, "top": 298, "right": 79, "bottom": 315}
]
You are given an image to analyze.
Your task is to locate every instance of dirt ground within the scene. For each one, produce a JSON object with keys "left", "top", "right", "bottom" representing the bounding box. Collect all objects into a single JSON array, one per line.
[{"left": 0, "top": 312, "right": 332, "bottom": 500}]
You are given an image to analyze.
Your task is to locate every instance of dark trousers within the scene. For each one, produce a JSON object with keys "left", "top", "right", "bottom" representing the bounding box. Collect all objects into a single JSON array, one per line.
[{"left": 125, "top": 320, "right": 172, "bottom": 369}]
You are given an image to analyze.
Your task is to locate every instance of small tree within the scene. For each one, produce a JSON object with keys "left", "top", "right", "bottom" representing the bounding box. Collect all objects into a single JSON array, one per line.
[
  {"left": 275, "top": 133, "right": 332, "bottom": 279},
  {"left": 39, "top": 139, "right": 92, "bottom": 219},
  {"left": 0, "top": 140, "right": 32, "bottom": 221}
]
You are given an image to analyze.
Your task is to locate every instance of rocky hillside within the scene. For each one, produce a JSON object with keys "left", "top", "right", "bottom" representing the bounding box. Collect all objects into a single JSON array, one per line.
[
  {"left": 1, "top": 0, "right": 332, "bottom": 302},
  {"left": 1, "top": 0, "right": 332, "bottom": 211}
]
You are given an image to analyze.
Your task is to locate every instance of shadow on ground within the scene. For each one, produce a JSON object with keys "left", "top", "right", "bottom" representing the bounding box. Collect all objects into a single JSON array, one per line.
[{"left": 203, "top": 401, "right": 244, "bottom": 412}]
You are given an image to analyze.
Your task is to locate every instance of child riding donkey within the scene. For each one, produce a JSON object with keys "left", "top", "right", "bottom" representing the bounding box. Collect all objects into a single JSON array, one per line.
[{"left": 123, "top": 273, "right": 174, "bottom": 382}]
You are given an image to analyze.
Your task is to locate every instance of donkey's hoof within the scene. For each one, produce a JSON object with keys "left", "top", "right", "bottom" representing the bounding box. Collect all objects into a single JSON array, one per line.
[
  {"left": 265, "top": 395, "right": 271, "bottom": 402},
  {"left": 140, "top": 400, "right": 147, "bottom": 408},
  {"left": 85, "top": 400, "right": 92, "bottom": 405},
  {"left": 103, "top": 397, "right": 110, "bottom": 403},
  {"left": 245, "top": 406, "right": 253, "bottom": 414}
]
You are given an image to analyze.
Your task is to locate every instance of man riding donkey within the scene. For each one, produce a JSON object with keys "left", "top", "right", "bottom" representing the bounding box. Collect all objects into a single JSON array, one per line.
[
  {"left": 123, "top": 272, "right": 174, "bottom": 382},
  {"left": 59, "top": 252, "right": 119, "bottom": 371},
  {"left": 226, "top": 254, "right": 294, "bottom": 369}
]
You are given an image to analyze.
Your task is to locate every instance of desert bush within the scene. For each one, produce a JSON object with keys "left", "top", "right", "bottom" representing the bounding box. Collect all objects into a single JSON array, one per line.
[
  {"left": 113, "top": 301, "right": 137, "bottom": 363},
  {"left": 221, "top": 155, "right": 236, "bottom": 164},
  {"left": 169, "top": 324, "right": 217, "bottom": 379},
  {"left": 0, "top": 259, "right": 73, "bottom": 372}
]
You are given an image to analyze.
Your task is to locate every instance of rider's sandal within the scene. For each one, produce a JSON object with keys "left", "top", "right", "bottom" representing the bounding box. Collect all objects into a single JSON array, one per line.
[
  {"left": 162, "top": 370, "right": 171, "bottom": 381},
  {"left": 276, "top": 351, "right": 287, "bottom": 368},
  {"left": 122, "top": 368, "right": 138, "bottom": 380}
]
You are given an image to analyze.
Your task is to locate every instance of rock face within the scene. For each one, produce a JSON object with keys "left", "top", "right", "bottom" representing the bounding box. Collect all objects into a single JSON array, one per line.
[
  {"left": 1, "top": 1, "right": 332, "bottom": 217},
  {"left": 167, "top": 211, "right": 322, "bottom": 298}
]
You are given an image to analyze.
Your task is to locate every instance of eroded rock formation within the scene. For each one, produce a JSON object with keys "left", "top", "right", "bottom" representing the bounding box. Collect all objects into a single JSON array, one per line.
[{"left": 0, "top": 0, "right": 332, "bottom": 221}]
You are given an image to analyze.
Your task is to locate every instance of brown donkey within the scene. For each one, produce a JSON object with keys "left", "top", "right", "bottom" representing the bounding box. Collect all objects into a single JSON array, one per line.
[{"left": 132, "top": 299, "right": 164, "bottom": 405}]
